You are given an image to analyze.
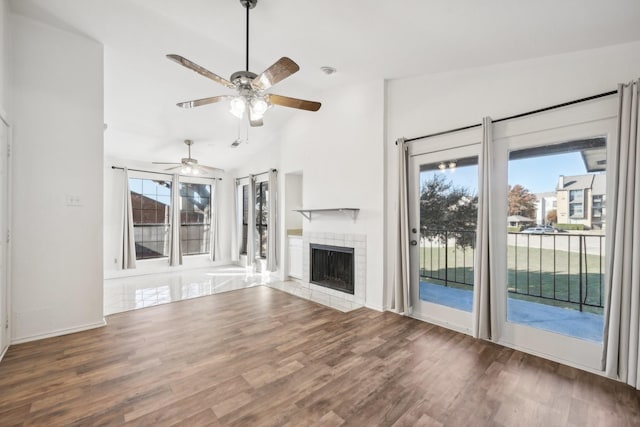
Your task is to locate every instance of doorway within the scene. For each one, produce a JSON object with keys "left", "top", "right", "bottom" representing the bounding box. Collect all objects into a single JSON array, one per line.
[{"left": 0, "top": 115, "right": 10, "bottom": 356}]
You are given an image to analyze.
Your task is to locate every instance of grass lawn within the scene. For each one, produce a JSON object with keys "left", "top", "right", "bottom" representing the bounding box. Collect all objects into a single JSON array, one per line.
[{"left": 420, "top": 245, "right": 605, "bottom": 315}]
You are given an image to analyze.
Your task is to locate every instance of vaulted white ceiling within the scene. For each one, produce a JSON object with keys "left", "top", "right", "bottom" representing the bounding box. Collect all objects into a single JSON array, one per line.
[{"left": 9, "top": 0, "right": 640, "bottom": 171}]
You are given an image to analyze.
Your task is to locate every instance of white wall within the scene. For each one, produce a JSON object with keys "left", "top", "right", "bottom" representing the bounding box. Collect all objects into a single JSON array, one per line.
[
  {"left": 284, "top": 173, "right": 302, "bottom": 232},
  {"left": 102, "top": 157, "right": 234, "bottom": 278},
  {"left": 277, "top": 79, "right": 386, "bottom": 310},
  {"left": 384, "top": 41, "right": 640, "bottom": 308},
  {"left": 10, "top": 14, "right": 104, "bottom": 342},
  {"left": 0, "top": 0, "right": 8, "bottom": 112}
]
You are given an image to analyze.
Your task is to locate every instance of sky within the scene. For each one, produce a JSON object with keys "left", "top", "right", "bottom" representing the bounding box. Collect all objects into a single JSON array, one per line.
[{"left": 420, "top": 152, "right": 590, "bottom": 195}]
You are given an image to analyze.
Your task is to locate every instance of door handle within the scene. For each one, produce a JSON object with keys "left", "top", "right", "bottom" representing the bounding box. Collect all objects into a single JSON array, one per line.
[{"left": 410, "top": 240, "right": 417, "bottom": 246}]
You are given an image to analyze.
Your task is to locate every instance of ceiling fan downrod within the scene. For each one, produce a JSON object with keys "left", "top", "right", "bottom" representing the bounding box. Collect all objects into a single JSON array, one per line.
[{"left": 240, "top": 0, "right": 257, "bottom": 72}]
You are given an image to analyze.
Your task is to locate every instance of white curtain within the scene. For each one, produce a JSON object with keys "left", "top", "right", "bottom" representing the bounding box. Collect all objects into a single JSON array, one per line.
[
  {"left": 231, "top": 180, "right": 240, "bottom": 262},
  {"left": 209, "top": 179, "right": 220, "bottom": 261},
  {"left": 120, "top": 167, "right": 136, "bottom": 269},
  {"left": 603, "top": 79, "right": 640, "bottom": 388},
  {"left": 392, "top": 138, "right": 411, "bottom": 315},
  {"left": 473, "top": 117, "right": 498, "bottom": 339},
  {"left": 168, "top": 173, "right": 182, "bottom": 266},
  {"left": 266, "top": 169, "right": 278, "bottom": 272},
  {"left": 246, "top": 175, "right": 256, "bottom": 268}
]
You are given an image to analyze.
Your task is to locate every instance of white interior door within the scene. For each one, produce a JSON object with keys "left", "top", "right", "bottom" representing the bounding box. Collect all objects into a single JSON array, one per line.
[{"left": 0, "top": 117, "right": 8, "bottom": 355}]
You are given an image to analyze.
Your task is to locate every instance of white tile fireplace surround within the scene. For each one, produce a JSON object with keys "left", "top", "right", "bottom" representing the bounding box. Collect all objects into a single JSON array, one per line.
[{"left": 270, "top": 232, "right": 366, "bottom": 312}]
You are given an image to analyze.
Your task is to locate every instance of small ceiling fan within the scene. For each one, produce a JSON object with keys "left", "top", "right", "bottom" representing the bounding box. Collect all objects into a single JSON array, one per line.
[
  {"left": 167, "top": 0, "right": 321, "bottom": 127},
  {"left": 153, "top": 140, "right": 224, "bottom": 175}
]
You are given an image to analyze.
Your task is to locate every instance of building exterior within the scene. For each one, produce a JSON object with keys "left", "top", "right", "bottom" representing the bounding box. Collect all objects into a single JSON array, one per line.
[
  {"left": 556, "top": 173, "right": 606, "bottom": 229},
  {"left": 534, "top": 192, "right": 557, "bottom": 226}
]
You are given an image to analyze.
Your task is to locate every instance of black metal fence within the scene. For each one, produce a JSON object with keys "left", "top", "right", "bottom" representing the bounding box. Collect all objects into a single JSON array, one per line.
[
  {"left": 419, "top": 229, "right": 476, "bottom": 288},
  {"left": 419, "top": 229, "right": 606, "bottom": 311}
]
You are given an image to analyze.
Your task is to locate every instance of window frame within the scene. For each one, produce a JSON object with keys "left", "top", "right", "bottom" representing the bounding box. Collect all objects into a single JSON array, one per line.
[
  {"left": 237, "top": 176, "right": 269, "bottom": 259},
  {"left": 128, "top": 171, "right": 216, "bottom": 261},
  {"left": 128, "top": 171, "right": 172, "bottom": 261},
  {"left": 179, "top": 180, "right": 213, "bottom": 256}
]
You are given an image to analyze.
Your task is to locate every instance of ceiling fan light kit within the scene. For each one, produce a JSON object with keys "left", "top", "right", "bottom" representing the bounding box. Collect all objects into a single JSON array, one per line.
[{"left": 168, "top": 0, "right": 321, "bottom": 127}]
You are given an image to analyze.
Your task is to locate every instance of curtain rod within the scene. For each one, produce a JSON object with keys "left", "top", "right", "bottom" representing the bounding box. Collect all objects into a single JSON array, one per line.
[
  {"left": 397, "top": 89, "right": 618, "bottom": 145},
  {"left": 235, "top": 168, "right": 277, "bottom": 182},
  {"left": 111, "top": 166, "right": 222, "bottom": 180}
]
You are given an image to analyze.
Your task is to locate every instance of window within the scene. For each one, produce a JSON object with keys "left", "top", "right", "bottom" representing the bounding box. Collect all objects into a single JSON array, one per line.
[
  {"left": 129, "top": 178, "right": 171, "bottom": 259},
  {"left": 592, "top": 194, "right": 605, "bottom": 218},
  {"left": 505, "top": 135, "right": 608, "bottom": 363},
  {"left": 569, "top": 203, "right": 584, "bottom": 218},
  {"left": 569, "top": 189, "right": 585, "bottom": 219},
  {"left": 569, "top": 189, "right": 584, "bottom": 203},
  {"left": 130, "top": 176, "right": 215, "bottom": 261},
  {"left": 255, "top": 181, "right": 269, "bottom": 258},
  {"left": 240, "top": 184, "right": 248, "bottom": 255},
  {"left": 238, "top": 181, "right": 269, "bottom": 258},
  {"left": 180, "top": 182, "right": 211, "bottom": 255}
]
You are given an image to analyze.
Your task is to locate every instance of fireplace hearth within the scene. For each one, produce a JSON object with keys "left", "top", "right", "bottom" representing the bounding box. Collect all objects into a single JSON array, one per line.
[{"left": 310, "top": 244, "right": 354, "bottom": 295}]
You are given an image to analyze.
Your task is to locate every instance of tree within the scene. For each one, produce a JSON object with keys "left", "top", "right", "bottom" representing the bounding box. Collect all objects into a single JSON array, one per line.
[
  {"left": 546, "top": 209, "right": 557, "bottom": 225},
  {"left": 508, "top": 184, "right": 537, "bottom": 219},
  {"left": 420, "top": 174, "right": 477, "bottom": 248}
]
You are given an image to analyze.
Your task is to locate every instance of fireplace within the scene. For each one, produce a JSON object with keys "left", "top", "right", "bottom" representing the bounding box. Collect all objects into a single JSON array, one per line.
[{"left": 310, "top": 244, "right": 354, "bottom": 295}]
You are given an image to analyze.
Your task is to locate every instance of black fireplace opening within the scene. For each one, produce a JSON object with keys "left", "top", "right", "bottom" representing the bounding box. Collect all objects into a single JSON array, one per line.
[{"left": 310, "top": 244, "right": 355, "bottom": 295}]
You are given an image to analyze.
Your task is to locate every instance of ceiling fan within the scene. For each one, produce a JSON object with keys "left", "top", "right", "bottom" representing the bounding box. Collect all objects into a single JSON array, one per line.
[
  {"left": 153, "top": 140, "right": 224, "bottom": 175},
  {"left": 167, "top": 0, "right": 321, "bottom": 127}
]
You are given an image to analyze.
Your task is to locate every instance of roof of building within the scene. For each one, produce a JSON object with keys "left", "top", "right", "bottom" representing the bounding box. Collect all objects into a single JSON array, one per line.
[
  {"left": 557, "top": 174, "right": 594, "bottom": 191},
  {"left": 592, "top": 173, "right": 606, "bottom": 195}
]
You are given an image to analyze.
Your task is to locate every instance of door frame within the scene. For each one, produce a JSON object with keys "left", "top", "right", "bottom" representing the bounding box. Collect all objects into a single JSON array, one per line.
[
  {"left": 0, "top": 110, "right": 12, "bottom": 360},
  {"left": 491, "top": 96, "right": 618, "bottom": 371},
  {"left": 408, "top": 127, "right": 482, "bottom": 335}
]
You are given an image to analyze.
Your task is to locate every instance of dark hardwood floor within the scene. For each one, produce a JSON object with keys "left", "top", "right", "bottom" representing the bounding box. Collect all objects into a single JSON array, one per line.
[{"left": 1, "top": 286, "right": 639, "bottom": 426}]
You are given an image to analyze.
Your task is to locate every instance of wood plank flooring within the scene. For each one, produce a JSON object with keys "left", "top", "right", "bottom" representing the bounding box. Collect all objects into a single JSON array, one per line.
[{"left": 1, "top": 286, "right": 639, "bottom": 426}]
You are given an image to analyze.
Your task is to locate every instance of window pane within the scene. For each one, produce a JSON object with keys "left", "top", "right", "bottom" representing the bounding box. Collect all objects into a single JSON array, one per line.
[
  {"left": 129, "top": 178, "right": 171, "bottom": 260},
  {"left": 507, "top": 138, "right": 606, "bottom": 342},
  {"left": 254, "top": 226, "right": 267, "bottom": 258},
  {"left": 241, "top": 224, "right": 248, "bottom": 254},
  {"left": 179, "top": 182, "right": 211, "bottom": 255},
  {"left": 261, "top": 182, "right": 269, "bottom": 225},
  {"left": 418, "top": 157, "right": 478, "bottom": 312},
  {"left": 242, "top": 185, "right": 249, "bottom": 224}
]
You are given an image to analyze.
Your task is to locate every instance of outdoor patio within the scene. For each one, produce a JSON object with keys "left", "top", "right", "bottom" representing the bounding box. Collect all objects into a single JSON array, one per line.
[{"left": 420, "top": 281, "right": 604, "bottom": 342}]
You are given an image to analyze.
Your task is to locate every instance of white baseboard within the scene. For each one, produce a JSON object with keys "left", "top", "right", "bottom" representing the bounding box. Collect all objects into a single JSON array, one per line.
[
  {"left": 365, "top": 303, "right": 384, "bottom": 312},
  {"left": 0, "top": 345, "right": 7, "bottom": 363},
  {"left": 11, "top": 319, "right": 107, "bottom": 345}
]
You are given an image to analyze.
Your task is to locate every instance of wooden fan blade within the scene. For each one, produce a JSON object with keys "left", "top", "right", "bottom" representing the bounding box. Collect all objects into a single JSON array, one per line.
[
  {"left": 251, "top": 57, "right": 299, "bottom": 91},
  {"left": 176, "top": 95, "right": 232, "bottom": 109},
  {"left": 269, "top": 94, "right": 321, "bottom": 111},
  {"left": 167, "top": 54, "right": 236, "bottom": 89}
]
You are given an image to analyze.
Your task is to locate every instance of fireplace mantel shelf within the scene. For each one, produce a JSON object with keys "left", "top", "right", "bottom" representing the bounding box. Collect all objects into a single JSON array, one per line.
[{"left": 295, "top": 208, "right": 359, "bottom": 222}]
